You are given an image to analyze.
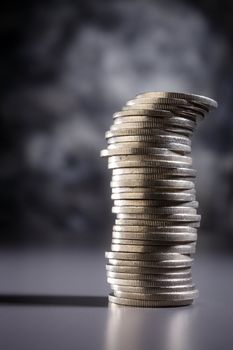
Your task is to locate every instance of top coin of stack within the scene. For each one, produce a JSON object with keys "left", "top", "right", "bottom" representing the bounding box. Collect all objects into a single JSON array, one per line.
[{"left": 101, "top": 91, "right": 217, "bottom": 307}]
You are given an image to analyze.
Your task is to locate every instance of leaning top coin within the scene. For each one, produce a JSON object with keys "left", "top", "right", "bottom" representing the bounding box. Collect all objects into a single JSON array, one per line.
[{"left": 135, "top": 92, "right": 218, "bottom": 109}]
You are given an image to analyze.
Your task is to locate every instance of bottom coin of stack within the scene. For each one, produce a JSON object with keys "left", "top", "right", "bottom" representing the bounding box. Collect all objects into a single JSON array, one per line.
[{"left": 101, "top": 91, "right": 217, "bottom": 307}]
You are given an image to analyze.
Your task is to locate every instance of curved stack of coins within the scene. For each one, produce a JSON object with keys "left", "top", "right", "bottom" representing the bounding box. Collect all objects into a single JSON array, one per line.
[{"left": 101, "top": 92, "right": 217, "bottom": 307}]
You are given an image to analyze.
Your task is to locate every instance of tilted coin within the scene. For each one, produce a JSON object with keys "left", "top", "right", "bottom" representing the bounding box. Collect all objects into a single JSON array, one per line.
[
  {"left": 113, "top": 289, "right": 199, "bottom": 301},
  {"left": 108, "top": 160, "right": 194, "bottom": 170},
  {"left": 106, "top": 271, "right": 192, "bottom": 280},
  {"left": 126, "top": 97, "right": 189, "bottom": 106},
  {"left": 115, "top": 219, "right": 200, "bottom": 228},
  {"left": 112, "top": 237, "right": 197, "bottom": 245},
  {"left": 113, "top": 200, "right": 198, "bottom": 208},
  {"left": 107, "top": 154, "right": 192, "bottom": 164},
  {"left": 108, "top": 294, "right": 193, "bottom": 307},
  {"left": 113, "top": 116, "right": 196, "bottom": 129},
  {"left": 110, "top": 121, "right": 194, "bottom": 131},
  {"left": 105, "top": 129, "right": 191, "bottom": 141},
  {"left": 110, "top": 179, "right": 194, "bottom": 189},
  {"left": 112, "top": 167, "right": 196, "bottom": 177},
  {"left": 106, "top": 264, "right": 191, "bottom": 275},
  {"left": 135, "top": 91, "right": 218, "bottom": 109},
  {"left": 112, "top": 231, "right": 197, "bottom": 243},
  {"left": 108, "top": 257, "right": 193, "bottom": 268},
  {"left": 106, "top": 134, "right": 191, "bottom": 145},
  {"left": 110, "top": 284, "right": 196, "bottom": 293},
  {"left": 111, "top": 243, "right": 196, "bottom": 254},
  {"left": 111, "top": 192, "right": 195, "bottom": 201},
  {"left": 113, "top": 109, "right": 172, "bottom": 118},
  {"left": 105, "top": 251, "right": 192, "bottom": 261},
  {"left": 112, "top": 187, "right": 196, "bottom": 194},
  {"left": 107, "top": 277, "right": 193, "bottom": 287},
  {"left": 101, "top": 147, "right": 192, "bottom": 158},
  {"left": 108, "top": 144, "right": 176, "bottom": 154}
]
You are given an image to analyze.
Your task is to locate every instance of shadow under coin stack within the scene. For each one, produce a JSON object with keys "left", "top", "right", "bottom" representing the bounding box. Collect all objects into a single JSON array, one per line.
[{"left": 101, "top": 92, "right": 217, "bottom": 307}]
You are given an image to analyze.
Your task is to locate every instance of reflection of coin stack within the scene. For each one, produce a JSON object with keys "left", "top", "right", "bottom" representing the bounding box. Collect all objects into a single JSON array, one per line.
[{"left": 101, "top": 92, "right": 217, "bottom": 307}]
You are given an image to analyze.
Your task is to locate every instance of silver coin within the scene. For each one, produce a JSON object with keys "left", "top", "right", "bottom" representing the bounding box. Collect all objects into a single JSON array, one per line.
[
  {"left": 116, "top": 213, "right": 201, "bottom": 222},
  {"left": 107, "top": 271, "right": 192, "bottom": 280},
  {"left": 115, "top": 219, "right": 200, "bottom": 228},
  {"left": 105, "top": 129, "right": 191, "bottom": 141},
  {"left": 112, "top": 167, "right": 196, "bottom": 176},
  {"left": 107, "top": 277, "right": 193, "bottom": 287},
  {"left": 107, "top": 154, "right": 193, "bottom": 164},
  {"left": 108, "top": 294, "right": 194, "bottom": 307},
  {"left": 108, "top": 160, "right": 194, "bottom": 170},
  {"left": 112, "top": 187, "right": 196, "bottom": 194},
  {"left": 135, "top": 91, "right": 218, "bottom": 109},
  {"left": 110, "top": 179, "right": 194, "bottom": 189},
  {"left": 108, "top": 257, "right": 193, "bottom": 268},
  {"left": 112, "top": 231, "right": 197, "bottom": 243},
  {"left": 106, "top": 134, "right": 191, "bottom": 145},
  {"left": 101, "top": 147, "right": 192, "bottom": 158},
  {"left": 105, "top": 251, "right": 192, "bottom": 261},
  {"left": 113, "top": 115, "right": 196, "bottom": 128},
  {"left": 110, "top": 121, "right": 194, "bottom": 131},
  {"left": 111, "top": 173, "right": 196, "bottom": 182},
  {"left": 113, "top": 225, "right": 197, "bottom": 233},
  {"left": 113, "top": 200, "right": 198, "bottom": 208},
  {"left": 113, "top": 109, "right": 172, "bottom": 118},
  {"left": 106, "top": 264, "right": 191, "bottom": 275},
  {"left": 113, "top": 289, "right": 199, "bottom": 301},
  {"left": 112, "top": 236, "right": 196, "bottom": 245},
  {"left": 111, "top": 283, "right": 196, "bottom": 293},
  {"left": 111, "top": 193, "right": 195, "bottom": 202},
  {"left": 126, "top": 97, "right": 189, "bottom": 106},
  {"left": 110, "top": 243, "right": 196, "bottom": 254},
  {"left": 112, "top": 206, "right": 197, "bottom": 215}
]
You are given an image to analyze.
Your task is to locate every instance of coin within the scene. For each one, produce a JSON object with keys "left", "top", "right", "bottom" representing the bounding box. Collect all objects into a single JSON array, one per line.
[
  {"left": 135, "top": 92, "right": 218, "bottom": 109},
  {"left": 108, "top": 257, "right": 193, "bottom": 268},
  {"left": 113, "top": 200, "right": 198, "bottom": 208},
  {"left": 115, "top": 219, "right": 201, "bottom": 228},
  {"left": 112, "top": 206, "right": 197, "bottom": 214},
  {"left": 106, "top": 271, "right": 192, "bottom": 280},
  {"left": 113, "top": 289, "right": 199, "bottom": 301},
  {"left": 112, "top": 236, "right": 196, "bottom": 245},
  {"left": 108, "top": 294, "right": 194, "bottom": 307},
  {"left": 105, "top": 251, "right": 192, "bottom": 261},
  {"left": 110, "top": 179, "right": 194, "bottom": 189},
  {"left": 111, "top": 243, "right": 196, "bottom": 254},
  {"left": 112, "top": 167, "right": 196, "bottom": 176},
  {"left": 113, "top": 225, "right": 197, "bottom": 233},
  {"left": 111, "top": 284, "right": 196, "bottom": 293},
  {"left": 106, "top": 264, "right": 191, "bottom": 274},
  {"left": 112, "top": 231, "right": 197, "bottom": 243},
  {"left": 107, "top": 277, "right": 193, "bottom": 287}
]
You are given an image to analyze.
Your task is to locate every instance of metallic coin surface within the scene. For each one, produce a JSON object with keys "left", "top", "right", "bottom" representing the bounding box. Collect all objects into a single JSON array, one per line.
[
  {"left": 106, "top": 264, "right": 191, "bottom": 274},
  {"left": 105, "top": 251, "right": 192, "bottom": 261},
  {"left": 108, "top": 294, "right": 193, "bottom": 307},
  {"left": 113, "top": 289, "right": 199, "bottom": 301},
  {"left": 108, "top": 258, "right": 193, "bottom": 268},
  {"left": 110, "top": 243, "right": 196, "bottom": 254},
  {"left": 112, "top": 231, "right": 197, "bottom": 243},
  {"left": 106, "top": 271, "right": 192, "bottom": 280}
]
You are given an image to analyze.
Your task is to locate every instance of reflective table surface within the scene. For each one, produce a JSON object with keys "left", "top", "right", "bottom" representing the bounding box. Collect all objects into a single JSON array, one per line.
[{"left": 0, "top": 247, "right": 232, "bottom": 350}]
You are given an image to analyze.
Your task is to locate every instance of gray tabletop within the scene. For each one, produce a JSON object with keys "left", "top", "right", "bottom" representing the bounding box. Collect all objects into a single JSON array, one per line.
[{"left": 0, "top": 248, "right": 232, "bottom": 350}]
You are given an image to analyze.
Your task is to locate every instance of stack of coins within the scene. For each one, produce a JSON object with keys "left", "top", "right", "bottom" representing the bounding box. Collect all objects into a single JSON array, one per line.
[{"left": 101, "top": 92, "right": 217, "bottom": 307}]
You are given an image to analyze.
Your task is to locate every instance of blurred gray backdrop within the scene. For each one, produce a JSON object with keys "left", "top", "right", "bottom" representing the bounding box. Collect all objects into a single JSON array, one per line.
[{"left": 0, "top": 0, "right": 232, "bottom": 250}]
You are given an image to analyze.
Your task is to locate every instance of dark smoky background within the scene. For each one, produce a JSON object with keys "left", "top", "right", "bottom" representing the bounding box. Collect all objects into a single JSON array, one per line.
[{"left": 0, "top": 0, "right": 232, "bottom": 251}]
